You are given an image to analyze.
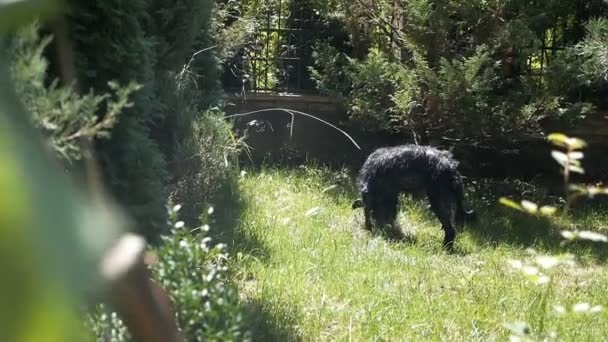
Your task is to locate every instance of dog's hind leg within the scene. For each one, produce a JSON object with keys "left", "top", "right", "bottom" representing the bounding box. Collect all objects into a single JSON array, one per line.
[
  {"left": 361, "top": 192, "right": 373, "bottom": 230},
  {"left": 373, "top": 193, "right": 398, "bottom": 229},
  {"left": 428, "top": 189, "right": 457, "bottom": 249}
]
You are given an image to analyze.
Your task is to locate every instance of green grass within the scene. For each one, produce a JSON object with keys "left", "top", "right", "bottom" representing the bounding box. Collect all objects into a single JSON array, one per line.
[{"left": 226, "top": 167, "right": 608, "bottom": 341}]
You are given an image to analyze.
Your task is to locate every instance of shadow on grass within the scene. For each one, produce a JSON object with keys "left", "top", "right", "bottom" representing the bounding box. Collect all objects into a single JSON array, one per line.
[
  {"left": 206, "top": 174, "right": 272, "bottom": 263},
  {"left": 240, "top": 298, "right": 301, "bottom": 342},
  {"left": 207, "top": 174, "right": 302, "bottom": 340},
  {"left": 465, "top": 203, "right": 608, "bottom": 262}
]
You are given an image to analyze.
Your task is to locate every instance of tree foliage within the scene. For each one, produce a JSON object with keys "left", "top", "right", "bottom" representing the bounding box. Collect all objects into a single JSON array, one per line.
[
  {"left": 6, "top": 23, "right": 139, "bottom": 162},
  {"left": 309, "top": 0, "right": 608, "bottom": 144},
  {"left": 60, "top": 0, "right": 241, "bottom": 238}
]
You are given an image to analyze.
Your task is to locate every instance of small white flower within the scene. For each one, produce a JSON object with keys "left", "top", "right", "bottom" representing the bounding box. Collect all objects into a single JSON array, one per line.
[
  {"left": 561, "top": 230, "right": 576, "bottom": 240},
  {"left": 553, "top": 305, "right": 566, "bottom": 314},
  {"left": 577, "top": 231, "right": 608, "bottom": 242},
  {"left": 522, "top": 265, "right": 539, "bottom": 276},
  {"left": 535, "top": 256, "right": 560, "bottom": 269},
  {"left": 573, "top": 303, "right": 591, "bottom": 313},
  {"left": 208, "top": 206, "right": 215, "bottom": 215},
  {"left": 536, "top": 275, "right": 550, "bottom": 285},
  {"left": 174, "top": 221, "right": 185, "bottom": 229},
  {"left": 201, "top": 224, "right": 210, "bottom": 232},
  {"left": 508, "top": 259, "right": 523, "bottom": 269},
  {"left": 172, "top": 204, "right": 182, "bottom": 212},
  {"left": 179, "top": 239, "right": 189, "bottom": 248},
  {"left": 590, "top": 305, "right": 604, "bottom": 314}
]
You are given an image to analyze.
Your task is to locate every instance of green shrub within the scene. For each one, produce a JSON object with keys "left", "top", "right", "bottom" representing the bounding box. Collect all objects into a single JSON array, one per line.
[
  {"left": 309, "top": 42, "right": 352, "bottom": 97},
  {"left": 576, "top": 18, "right": 608, "bottom": 83},
  {"left": 6, "top": 22, "right": 138, "bottom": 162},
  {"left": 67, "top": 0, "right": 170, "bottom": 239},
  {"left": 500, "top": 133, "right": 608, "bottom": 340},
  {"left": 170, "top": 108, "right": 242, "bottom": 226},
  {"left": 87, "top": 204, "right": 249, "bottom": 341},
  {"left": 309, "top": 0, "right": 607, "bottom": 144}
]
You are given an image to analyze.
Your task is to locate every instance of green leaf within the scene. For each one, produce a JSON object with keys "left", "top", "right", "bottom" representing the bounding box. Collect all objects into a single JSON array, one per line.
[
  {"left": 499, "top": 197, "right": 523, "bottom": 211},
  {"left": 539, "top": 205, "right": 557, "bottom": 216},
  {"left": 577, "top": 231, "right": 608, "bottom": 242},
  {"left": 561, "top": 230, "right": 576, "bottom": 240},
  {"left": 547, "top": 133, "right": 587, "bottom": 150},
  {"left": 561, "top": 230, "right": 608, "bottom": 242},
  {"left": 520, "top": 200, "right": 538, "bottom": 214},
  {"left": 569, "top": 165, "right": 585, "bottom": 174},
  {"left": 547, "top": 133, "right": 569, "bottom": 148},
  {"left": 586, "top": 186, "right": 608, "bottom": 197},
  {"left": 551, "top": 150, "right": 568, "bottom": 167},
  {"left": 566, "top": 137, "right": 587, "bottom": 150},
  {"left": 568, "top": 151, "right": 584, "bottom": 159}
]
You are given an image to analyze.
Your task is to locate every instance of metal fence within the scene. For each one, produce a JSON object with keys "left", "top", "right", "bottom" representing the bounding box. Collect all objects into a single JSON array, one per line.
[{"left": 222, "top": 1, "right": 316, "bottom": 94}]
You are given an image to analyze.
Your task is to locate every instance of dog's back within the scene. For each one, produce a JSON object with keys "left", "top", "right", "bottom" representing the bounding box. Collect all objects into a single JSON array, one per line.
[{"left": 357, "top": 145, "right": 458, "bottom": 194}]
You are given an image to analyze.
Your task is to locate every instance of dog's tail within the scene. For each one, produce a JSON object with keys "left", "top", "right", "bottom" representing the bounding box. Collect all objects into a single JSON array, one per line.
[{"left": 352, "top": 198, "right": 364, "bottom": 209}]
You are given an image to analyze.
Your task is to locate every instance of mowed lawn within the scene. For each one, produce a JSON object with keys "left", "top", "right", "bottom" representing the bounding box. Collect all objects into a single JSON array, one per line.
[{"left": 227, "top": 168, "right": 608, "bottom": 341}]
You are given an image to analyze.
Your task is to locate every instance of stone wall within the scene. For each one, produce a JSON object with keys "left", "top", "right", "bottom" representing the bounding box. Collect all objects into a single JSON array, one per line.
[
  {"left": 224, "top": 93, "right": 371, "bottom": 168},
  {"left": 224, "top": 93, "right": 608, "bottom": 181}
]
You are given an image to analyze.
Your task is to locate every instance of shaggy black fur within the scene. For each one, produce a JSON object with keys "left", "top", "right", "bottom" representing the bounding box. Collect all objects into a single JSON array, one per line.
[{"left": 353, "top": 144, "right": 475, "bottom": 249}]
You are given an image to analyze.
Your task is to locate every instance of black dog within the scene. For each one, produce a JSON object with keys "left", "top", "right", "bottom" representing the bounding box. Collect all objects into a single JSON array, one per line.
[{"left": 353, "top": 144, "right": 475, "bottom": 249}]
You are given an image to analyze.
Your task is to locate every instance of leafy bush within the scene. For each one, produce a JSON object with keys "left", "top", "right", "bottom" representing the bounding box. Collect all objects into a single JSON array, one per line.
[
  {"left": 309, "top": 0, "right": 606, "bottom": 144},
  {"left": 311, "top": 46, "right": 402, "bottom": 133},
  {"left": 67, "top": 0, "right": 170, "bottom": 239},
  {"left": 170, "top": 108, "right": 242, "bottom": 226},
  {"left": 6, "top": 22, "right": 138, "bottom": 162},
  {"left": 87, "top": 204, "right": 249, "bottom": 341},
  {"left": 500, "top": 133, "right": 608, "bottom": 340},
  {"left": 346, "top": 48, "right": 402, "bottom": 133},
  {"left": 309, "top": 42, "right": 352, "bottom": 97},
  {"left": 576, "top": 18, "right": 608, "bottom": 83}
]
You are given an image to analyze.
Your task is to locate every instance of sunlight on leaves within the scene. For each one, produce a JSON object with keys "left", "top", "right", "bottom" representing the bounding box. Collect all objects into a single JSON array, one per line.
[
  {"left": 500, "top": 198, "right": 558, "bottom": 217},
  {"left": 561, "top": 230, "right": 608, "bottom": 242},
  {"left": 539, "top": 206, "right": 557, "bottom": 216},
  {"left": 548, "top": 133, "right": 587, "bottom": 150},
  {"left": 568, "top": 151, "right": 584, "bottom": 159},
  {"left": 520, "top": 200, "right": 538, "bottom": 214},
  {"left": 565, "top": 137, "right": 587, "bottom": 150},
  {"left": 499, "top": 197, "right": 523, "bottom": 211},
  {"left": 569, "top": 165, "right": 585, "bottom": 174},
  {"left": 547, "top": 133, "right": 569, "bottom": 147},
  {"left": 551, "top": 150, "right": 568, "bottom": 166}
]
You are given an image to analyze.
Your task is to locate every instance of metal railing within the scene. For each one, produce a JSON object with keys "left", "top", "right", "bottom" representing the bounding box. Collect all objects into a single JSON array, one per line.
[{"left": 223, "top": 0, "right": 316, "bottom": 94}]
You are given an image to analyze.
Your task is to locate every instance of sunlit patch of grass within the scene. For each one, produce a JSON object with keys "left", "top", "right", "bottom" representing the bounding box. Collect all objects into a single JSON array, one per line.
[{"left": 230, "top": 167, "right": 608, "bottom": 340}]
